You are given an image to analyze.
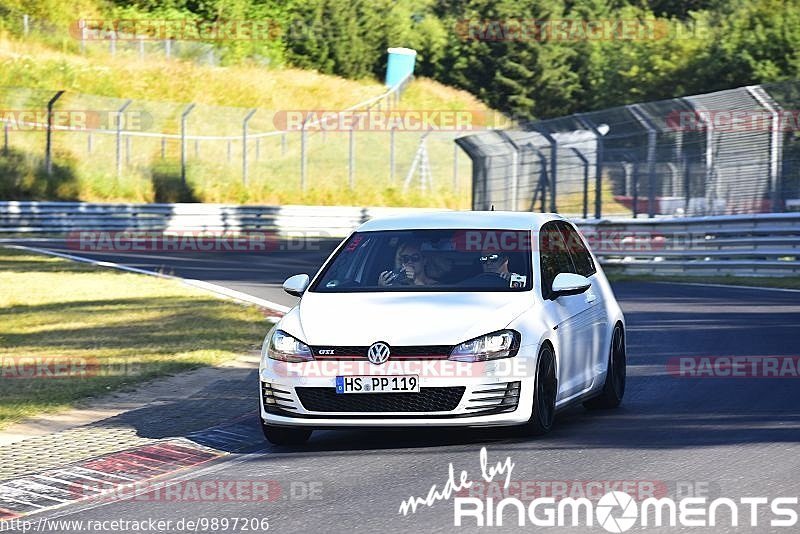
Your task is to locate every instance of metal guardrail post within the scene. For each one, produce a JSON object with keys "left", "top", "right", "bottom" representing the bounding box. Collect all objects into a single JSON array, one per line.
[
  {"left": 575, "top": 114, "right": 605, "bottom": 219},
  {"left": 180, "top": 103, "right": 195, "bottom": 185},
  {"left": 242, "top": 108, "right": 257, "bottom": 186},
  {"left": 115, "top": 100, "right": 132, "bottom": 179},
  {"left": 45, "top": 90, "right": 65, "bottom": 176}
]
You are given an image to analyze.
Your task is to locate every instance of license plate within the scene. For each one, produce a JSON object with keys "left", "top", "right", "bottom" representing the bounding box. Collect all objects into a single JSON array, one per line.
[{"left": 335, "top": 375, "right": 419, "bottom": 394}]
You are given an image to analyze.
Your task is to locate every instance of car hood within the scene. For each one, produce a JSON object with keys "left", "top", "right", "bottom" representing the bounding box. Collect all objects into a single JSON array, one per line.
[{"left": 280, "top": 291, "right": 533, "bottom": 346}]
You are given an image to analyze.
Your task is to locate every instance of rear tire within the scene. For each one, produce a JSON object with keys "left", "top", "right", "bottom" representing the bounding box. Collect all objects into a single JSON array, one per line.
[
  {"left": 583, "top": 324, "right": 626, "bottom": 410},
  {"left": 260, "top": 422, "right": 312, "bottom": 446},
  {"left": 520, "top": 344, "right": 557, "bottom": 436}
]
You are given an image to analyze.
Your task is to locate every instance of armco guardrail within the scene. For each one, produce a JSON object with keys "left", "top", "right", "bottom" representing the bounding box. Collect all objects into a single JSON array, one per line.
[
  {"left": 0, "top": 201, "right": 443, "bottom": 237},
  {"left": 577, "top": 213, "right": 800, "bottom": 276},
  {"left": 1, "top": 202, "right": 798, "bottom": 276}
]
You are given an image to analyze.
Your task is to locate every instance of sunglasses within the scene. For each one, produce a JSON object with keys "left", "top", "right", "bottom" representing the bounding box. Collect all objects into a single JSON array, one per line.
[
  {"left": 479, "top": 253, "right": 504, "bottom": 263},
  {"left": 399, "top": 254, "right": 421, "bottom": 264}
]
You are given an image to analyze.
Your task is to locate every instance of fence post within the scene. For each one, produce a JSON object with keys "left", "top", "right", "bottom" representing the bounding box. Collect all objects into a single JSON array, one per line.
[
  {"left": 138, "top": 38, "right": 145, "bottom": 60},
  {"left": 280, "top": 134, "right": 286, "bottom": 156},
  {"left": 629, "top": 104, "right": 658, "bottom": 218},
  {"left": 452, "top": 141, "right": 458, "bottom": 191},
  {"left": 115, "top": 99, "right": 132, "bottom": 179},
  {"left": 746, "top": 85, "right": 782, "bottom": 212},
  {"left": 45, "top": 90, "right": 65, "bottom": 176},
  {"left": 242, "top": 108, "right": 257, "bottom": 186},
  {"left": 389, "top": 126, "right": 396, "bottom": 183},
  {"left": 348, "top": 120, "right": 355, "bottom": 189},
  {"left": 110, "top": 32, "right": 116, "bottom": 56},
  {"left": 180, "top": 103, "right": 196, "bottom": 185},
  {"left": 165, "top": 39, "right": 172, "bottom": 59},
  {"left": 576, "top": 114, "right": 605, "bottom": 219},
  {"left": 496, "top": 131, "right": 520, "bottom": 211},
  {"left": 87, "top": 132, "right": 93, "bottom": 154},
  {"left": 4, "top": 121, "right": 10, "bottom": 154},
  {"left": 79, "top": 19, "right": 86, "bottom": 54},
  {"left": 570, "top": 148, "right": 590, "bottom": 219},
  {"left": 126, "top": 136, "right": 132, "bottom": 166},
  {"left": 300, "top": 119, "right": 308, "bottom": 191},
  {"left": 161, "top": 137, "right": 166, "bottom": 159},
  {"left": 532, "top": 126, "right": 558, "bottom": 212},
  {"left": 23, "top": 14, "right": 29, "bottom": 36}
]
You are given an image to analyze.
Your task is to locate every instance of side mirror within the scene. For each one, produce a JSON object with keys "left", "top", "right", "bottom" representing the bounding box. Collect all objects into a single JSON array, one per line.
[
  {"left": 283, "top": 274, "right": 310, "bottom": 297},
  {"left": 551, "top": 273, "right": 591, "bottom": 298}
]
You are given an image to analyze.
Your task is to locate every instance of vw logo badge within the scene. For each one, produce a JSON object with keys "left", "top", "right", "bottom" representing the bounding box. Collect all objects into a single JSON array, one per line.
[{"left": 367, "top": 342, "right": 391, "bottom": 365}]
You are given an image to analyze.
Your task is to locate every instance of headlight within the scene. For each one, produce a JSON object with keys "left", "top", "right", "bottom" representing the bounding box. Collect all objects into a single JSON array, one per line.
[
  {"left": 449, "top": 330, "right": 520, "bottom": 362},
  {"left": 267, "top": 329, "right": 314, "bottom": 362}
]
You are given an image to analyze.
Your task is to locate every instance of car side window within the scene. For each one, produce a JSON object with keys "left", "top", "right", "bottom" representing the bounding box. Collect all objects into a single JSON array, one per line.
[
  {"left": 539, "top": 222, "right": 577, "bottom": 300},
  {"left": 557, "top": 221, "right": 596, "bottom": 277}
]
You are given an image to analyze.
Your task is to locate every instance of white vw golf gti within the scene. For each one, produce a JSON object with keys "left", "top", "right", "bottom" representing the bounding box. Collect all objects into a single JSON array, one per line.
[{"left": 259, "top": 212, "right": 626, "bottom": 445}]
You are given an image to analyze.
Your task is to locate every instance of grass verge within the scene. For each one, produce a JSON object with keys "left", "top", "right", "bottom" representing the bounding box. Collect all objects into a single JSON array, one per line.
[
  {"left": 607, "top": 273, "right": 800, "bottom": 290},
  {"left": 0, "top": 246, "right": 268, "bottom": 429}
]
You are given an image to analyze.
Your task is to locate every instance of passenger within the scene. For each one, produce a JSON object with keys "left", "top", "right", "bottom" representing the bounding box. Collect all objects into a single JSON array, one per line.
[{"left": 378, "top": 242, "right": 437, "bottom": 286}]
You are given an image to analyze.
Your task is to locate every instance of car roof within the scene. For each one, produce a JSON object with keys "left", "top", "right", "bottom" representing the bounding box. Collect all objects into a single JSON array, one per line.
[{"left": 356, "top": 211, "right": 564, "bottom": 232}]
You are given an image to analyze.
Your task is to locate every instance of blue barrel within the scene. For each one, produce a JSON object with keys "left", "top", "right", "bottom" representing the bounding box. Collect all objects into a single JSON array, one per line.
[{"left": 385, "top": 47, "right": 417, "bottom": 87}]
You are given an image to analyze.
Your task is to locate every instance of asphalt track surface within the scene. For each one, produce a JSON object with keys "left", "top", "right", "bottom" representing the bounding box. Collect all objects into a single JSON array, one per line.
[{"left": 6, "top": 238, "right": 800, "bottom": 533}]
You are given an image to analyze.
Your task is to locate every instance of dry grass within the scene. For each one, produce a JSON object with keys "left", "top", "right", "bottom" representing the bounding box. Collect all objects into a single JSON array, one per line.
[{"left": 0, "top": 247, "right": 268, "bottom": 427}]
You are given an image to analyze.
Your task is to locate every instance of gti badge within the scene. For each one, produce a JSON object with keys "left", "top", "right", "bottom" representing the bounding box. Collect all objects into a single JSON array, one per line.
[{"left": 367, "top": 342, "right": 391, "bottom": 365}]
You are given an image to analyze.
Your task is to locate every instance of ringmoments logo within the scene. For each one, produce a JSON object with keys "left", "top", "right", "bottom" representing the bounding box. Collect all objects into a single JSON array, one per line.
[{"left": 397, "top": 448, "right": 800, "bottom": 530}]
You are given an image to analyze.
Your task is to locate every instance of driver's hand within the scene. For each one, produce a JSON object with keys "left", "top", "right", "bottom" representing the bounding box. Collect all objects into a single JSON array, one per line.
[
  {"left": 499, "top": 272, "right": 511, "bottom": 280},
  {"left": 378, "top": 271, "right": 395, "bottom": 286},
  {"left": 403, "top": 265, "right": 416, "bottom": 280}
]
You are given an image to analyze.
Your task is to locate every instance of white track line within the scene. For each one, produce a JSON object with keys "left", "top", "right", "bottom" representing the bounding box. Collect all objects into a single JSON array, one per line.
[
  {"left": 653, "top": 280, "right": 800, "bottom": 293},
  {"left": 3, "top": 244, "right": 290, "bottom": 314}
]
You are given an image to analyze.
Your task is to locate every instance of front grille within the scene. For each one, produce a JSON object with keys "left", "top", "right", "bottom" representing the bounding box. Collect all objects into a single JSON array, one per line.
[
  {"left": 296, "top": 387, "right": 465, "bottom": 412},
  {"left": 310, "top": 345, "right": 453, "bottom": 360}
]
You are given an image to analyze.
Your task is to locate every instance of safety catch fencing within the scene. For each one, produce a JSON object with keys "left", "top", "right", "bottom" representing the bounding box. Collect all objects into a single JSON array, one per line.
[
  {"left": 456, "top": 80, "right": 800, "bottom": 219},
  {"left": 1, "top": 202, "right": 798, "bottom": 277}
]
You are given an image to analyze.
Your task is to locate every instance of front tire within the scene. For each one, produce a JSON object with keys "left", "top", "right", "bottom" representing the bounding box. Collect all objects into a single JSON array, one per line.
[
  {"left": 520, "top": 344, "right": 557, "bottom": 436},
  {"left": 261, "top": 422, "right": 312, "bottom": 446},
  {"left": 583, "top": 324, "right": 626, "bottom": 410}
]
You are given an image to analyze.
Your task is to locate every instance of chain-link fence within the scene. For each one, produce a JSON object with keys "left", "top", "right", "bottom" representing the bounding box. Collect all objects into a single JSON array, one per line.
[
  {"left": 458, "top": 81, "right": 800, "bottom": 217},
  {"left": 0, "top": 77, "right": 481, "bottom": 207}
]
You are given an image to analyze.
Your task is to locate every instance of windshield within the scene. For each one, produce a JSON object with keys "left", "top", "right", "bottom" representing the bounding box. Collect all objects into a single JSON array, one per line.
[{"left": 311, "top": 229, "right": 533, "bottom": 293}]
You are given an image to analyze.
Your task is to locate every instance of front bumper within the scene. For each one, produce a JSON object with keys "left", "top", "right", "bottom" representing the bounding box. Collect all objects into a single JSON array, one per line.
[{"left": 258, "top": 357, "right": 536, "bottom": 428}]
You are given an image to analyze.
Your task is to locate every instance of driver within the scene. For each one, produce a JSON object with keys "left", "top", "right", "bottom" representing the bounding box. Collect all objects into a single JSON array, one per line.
[
  {"left": 464, "top": 250, "right": 524, "bottom": 288},
  {"left": 480, "top": 251, "right": 513, "bottom": 279}
]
